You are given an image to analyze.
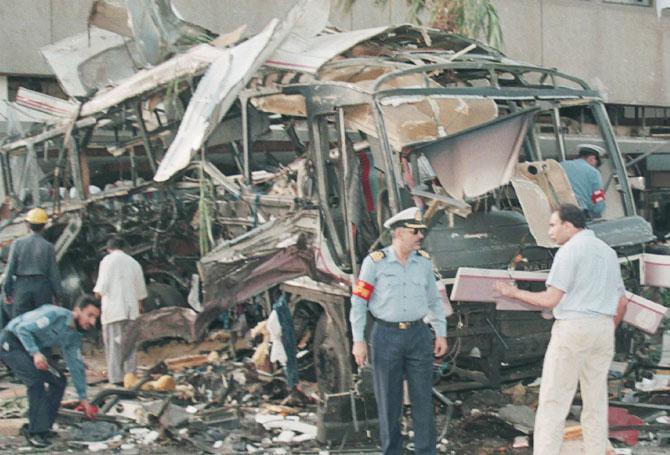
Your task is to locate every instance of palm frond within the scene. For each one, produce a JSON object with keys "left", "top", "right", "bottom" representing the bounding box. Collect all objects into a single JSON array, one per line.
[{"left": 338, "top": 0, "right": 503, "bottom": 49}]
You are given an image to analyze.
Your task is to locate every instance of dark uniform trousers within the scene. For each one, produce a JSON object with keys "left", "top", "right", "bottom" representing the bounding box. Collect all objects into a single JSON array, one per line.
[
  {"left": 11, "top": 276, "right": 54, "bottom": 319},
  {"left": 0, "top": 330, "right": 66, "bottom": 434},
  {"left": 371, "top": 322, "right": 436, "bottom": 455}
]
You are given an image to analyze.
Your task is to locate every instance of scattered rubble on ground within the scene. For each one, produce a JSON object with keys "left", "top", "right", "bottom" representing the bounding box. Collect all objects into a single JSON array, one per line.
[{"left": 1, "top": 325, "right": 670, "bottom": 453}]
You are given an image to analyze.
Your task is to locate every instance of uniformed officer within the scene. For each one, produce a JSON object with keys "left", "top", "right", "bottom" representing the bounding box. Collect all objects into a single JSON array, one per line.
[
  {"left": 350, "top": 207, "right": 448, "bottom": 455},
  {"left": 560, "top": 144, "right": 606, "bottom": 218},
  {"left": 3, "top": 207, "right": 64, "bottom": 319},
  {"left": 0, "top": 298, "right": 100, "bottom": 447}
]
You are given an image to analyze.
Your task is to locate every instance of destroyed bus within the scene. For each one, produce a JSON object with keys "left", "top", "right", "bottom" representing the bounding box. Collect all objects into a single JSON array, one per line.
[{"left": 0, "top": 10, "right": 663, "bottom": 398}]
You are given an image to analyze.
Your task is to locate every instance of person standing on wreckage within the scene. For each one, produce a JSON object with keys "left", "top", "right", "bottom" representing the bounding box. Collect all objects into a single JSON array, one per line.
[
  {"left": 3, "top": 207, "right": 64, "bottom": 319},
  {"left": 94, "top": 237, "right": 147, "bottom": 385},
  {"left": 496, "top": 204, "right": 628, "bottom": 455},
  {"left": 350, "top": 207, "right": 448, "bottom": 455}
]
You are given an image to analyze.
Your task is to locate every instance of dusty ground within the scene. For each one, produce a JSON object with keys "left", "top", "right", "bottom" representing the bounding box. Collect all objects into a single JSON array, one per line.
[{"left": 0, "top": 335, "right": 668, "bottom": 454}]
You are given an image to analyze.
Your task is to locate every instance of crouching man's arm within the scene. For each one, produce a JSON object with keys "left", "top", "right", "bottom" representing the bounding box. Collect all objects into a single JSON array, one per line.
[{"left": 62, "top": 334, "right": 96, "bottom": 418}]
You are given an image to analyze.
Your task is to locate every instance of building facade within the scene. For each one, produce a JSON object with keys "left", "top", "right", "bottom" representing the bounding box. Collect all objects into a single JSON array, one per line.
[{"left": 1, "top": 0, "right": 668, "bottom": 136}]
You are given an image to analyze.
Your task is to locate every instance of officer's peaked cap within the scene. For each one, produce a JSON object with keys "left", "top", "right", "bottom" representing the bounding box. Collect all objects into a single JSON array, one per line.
[{"left": 383, "top": 207, "right": 427, "bottom": 230}]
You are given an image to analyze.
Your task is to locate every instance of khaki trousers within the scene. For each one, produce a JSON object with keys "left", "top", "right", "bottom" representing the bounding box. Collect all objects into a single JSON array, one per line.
[
  {"left": 102, "top": 320, "right": 137, "bottom": 384},
  {"left": 533, "top": 316, "right": 614, "bottom": 455}
]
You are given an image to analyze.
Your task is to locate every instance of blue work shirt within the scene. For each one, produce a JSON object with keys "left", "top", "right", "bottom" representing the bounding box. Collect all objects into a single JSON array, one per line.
[
  {"left": 350, "top": 246, "right": 447, "bottom": 342},
  {"left": 547, "top": 230, "right": 624, "bottom": 319},
  {"left": 3, "top": 233, "right": 63, "bottom": 298},
  {"left": 5, "top": 305, "right": 87, "bottom": 399},
  {"left": 560, "top": 159, "right": 606, "bottom": 217}
]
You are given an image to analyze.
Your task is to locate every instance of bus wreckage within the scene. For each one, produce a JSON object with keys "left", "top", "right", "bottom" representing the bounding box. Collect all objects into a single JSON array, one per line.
[{"left": 0, "top": 0, "right": 667, "bottom": 413}]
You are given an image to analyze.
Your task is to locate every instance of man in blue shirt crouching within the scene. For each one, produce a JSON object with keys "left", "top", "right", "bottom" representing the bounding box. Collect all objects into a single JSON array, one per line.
[{"left": 0, "top": 297, "right": 100, "bottom": 448}]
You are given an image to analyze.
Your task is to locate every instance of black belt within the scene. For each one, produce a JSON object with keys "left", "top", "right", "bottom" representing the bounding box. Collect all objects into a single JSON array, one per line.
[{"left": 373, "top": 317, "right": 424, "bottom": 330}]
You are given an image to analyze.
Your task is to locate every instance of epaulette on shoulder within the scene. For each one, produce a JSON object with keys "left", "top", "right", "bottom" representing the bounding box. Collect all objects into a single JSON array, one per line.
[
  {"left": 417, "top": 249, "right": 431, "bottom": 259},
  {"left": 369, "top": 250, "right": 386, "bottom": 262}
]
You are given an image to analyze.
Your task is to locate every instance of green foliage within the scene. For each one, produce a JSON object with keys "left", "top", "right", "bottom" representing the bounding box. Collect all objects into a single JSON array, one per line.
[
  {"left": 340, "top": 0, "right": 503, "bottom": 49},
  {"left": 198, "top": 163, "right": 214, "bottom": 256}
]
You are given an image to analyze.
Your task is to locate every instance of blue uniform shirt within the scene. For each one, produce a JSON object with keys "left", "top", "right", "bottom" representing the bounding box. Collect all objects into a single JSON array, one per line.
[
  {"left": 560, "top": 159, "right": 606, "bottom": 217},
  {"left": 5, "top": 305, "right": 87, "bottom": 399},
  {"left": 350, "top": 246, "right": 447, "bottom": 342}
]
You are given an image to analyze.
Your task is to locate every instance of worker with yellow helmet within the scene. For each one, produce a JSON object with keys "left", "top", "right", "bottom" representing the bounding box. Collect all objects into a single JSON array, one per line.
[{"left": 3, "top": 208, "right": 64, "bottom": 319}]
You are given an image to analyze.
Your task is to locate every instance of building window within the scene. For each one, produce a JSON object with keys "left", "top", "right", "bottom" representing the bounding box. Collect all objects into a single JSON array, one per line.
[
  {"left": 602, "top": 0, "right": 652, "bottom": 6},
  {"left": 7, "top": 76, "right": 66, "bottom": 102}
]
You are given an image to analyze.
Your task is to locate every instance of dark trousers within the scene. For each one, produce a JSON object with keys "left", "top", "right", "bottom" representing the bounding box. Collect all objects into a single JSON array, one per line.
[
  {"left": 11, "top": 276, "right": 54, "bottom": 319},
  {"left": 0, "top": 331, "right": 66, "bottom": 434},
  {"left": 371, "top": 322, "right": 436, "bottom": 455},
  {"left": 0, "top": 302, "right": 11, "bottom": 329}
]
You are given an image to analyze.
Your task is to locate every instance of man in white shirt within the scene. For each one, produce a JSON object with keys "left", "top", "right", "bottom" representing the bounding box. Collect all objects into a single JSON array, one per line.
[
  {"left": 496, "top": 204, "right": 627, "bottom": 455},
  {"left": 94, "top": 238, "right": 148, "bottom": 385}
]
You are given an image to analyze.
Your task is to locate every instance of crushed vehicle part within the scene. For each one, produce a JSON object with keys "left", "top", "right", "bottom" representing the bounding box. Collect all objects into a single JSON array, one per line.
[
  {"left": 412, "top": 108, "right": 538, "bottom": 201},
  {"left": 15, "top": 87, "right": 80, "bottom": 120},
  {"left": 120, "top": 307, "right": 198, "bottom": 360},
  {"left": 89, "top": 0, "right": 216, "bottom": 66},
  {"left": 154, "top": 17, "right": 290, "bottom": 182},
  {"left": 80, "top": 44, "right": 226, "bottom": 117},
  {"left": 40, "top": 28, "right": 142, "bottom": 98}
]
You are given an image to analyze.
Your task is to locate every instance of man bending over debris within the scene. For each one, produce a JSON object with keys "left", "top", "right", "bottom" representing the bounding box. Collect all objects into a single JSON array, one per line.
[
  {"left": 0, "top": 297, "right": 100, "bottom": 448},
  {"left": 350, "top": 207, "right": 448, "bottom": 455},
  {"left": 94, "top": 237, "right": 147, "bottom": 385},
  {"left": 496, "top": 204, "right": 627, "bottom": 455}
]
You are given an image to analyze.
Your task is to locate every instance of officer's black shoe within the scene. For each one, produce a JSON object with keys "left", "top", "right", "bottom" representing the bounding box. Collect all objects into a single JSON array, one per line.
[
  {"left": 20, "top": 423, "right": 57, "bottom": 438},
  {"left": 20, "top": 425, "right": 52, "bottom": 447},
  {"left": 25, "top": 432, "right": 51, "bottom": 448}
]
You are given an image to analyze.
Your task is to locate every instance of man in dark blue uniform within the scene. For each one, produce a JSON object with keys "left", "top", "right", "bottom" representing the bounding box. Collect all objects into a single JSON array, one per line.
[
  {"left": 3, "top": 208, "right": 64, "bottom": 318},
  {"left": 350, "top": 207, "right": 448, "bottom": 455},
  {"left": 0, "top": 298, "right": 100, "bottom": 447}
]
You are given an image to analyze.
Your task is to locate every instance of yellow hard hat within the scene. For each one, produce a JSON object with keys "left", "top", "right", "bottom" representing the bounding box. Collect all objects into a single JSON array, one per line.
[{"left": 25, "top": 208, "right": 48, "bottom": 224}]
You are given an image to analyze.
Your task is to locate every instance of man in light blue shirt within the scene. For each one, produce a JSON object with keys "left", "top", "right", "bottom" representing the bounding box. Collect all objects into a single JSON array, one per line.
[
  {"left": 560, "top": 145, "right": 606, "bottom": 218},
  {"left": 0, "top": 298, "right": 100, "bottom": 447},
  {"left": 350, "top": 207, "right": 447, "bottom": 455},
  {"left": 496, "top": 204, "right": 627, "bottom": 455}
]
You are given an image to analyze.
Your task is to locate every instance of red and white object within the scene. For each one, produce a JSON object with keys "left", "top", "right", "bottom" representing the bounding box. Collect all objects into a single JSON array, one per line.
[
  {"left": 623, "top": 291, "right": 668, "bottom": 335},
  {"left": 16, "top": 87, "right": 79, "bottom": 118}
]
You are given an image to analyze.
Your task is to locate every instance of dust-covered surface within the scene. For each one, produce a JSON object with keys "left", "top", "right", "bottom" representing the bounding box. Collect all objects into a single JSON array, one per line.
[{"left": 1, "top": 327, "right": 670, "bottom": 454}]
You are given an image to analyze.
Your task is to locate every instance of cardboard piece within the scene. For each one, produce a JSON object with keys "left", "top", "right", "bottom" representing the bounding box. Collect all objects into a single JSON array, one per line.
[
  {"left": 450, "top": 267, "right": 548, "bottom": 313},
  {"left": 623, "top": 291, "right": 668, "bottom": 335},
  {"left": 640, "top": 253, "right": 670, "bottom": 288}
]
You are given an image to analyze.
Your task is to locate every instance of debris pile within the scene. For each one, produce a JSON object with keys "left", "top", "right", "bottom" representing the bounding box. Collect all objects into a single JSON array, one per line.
[{"left": 0, "top": 333, "right": 325, "bottom": 453}]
